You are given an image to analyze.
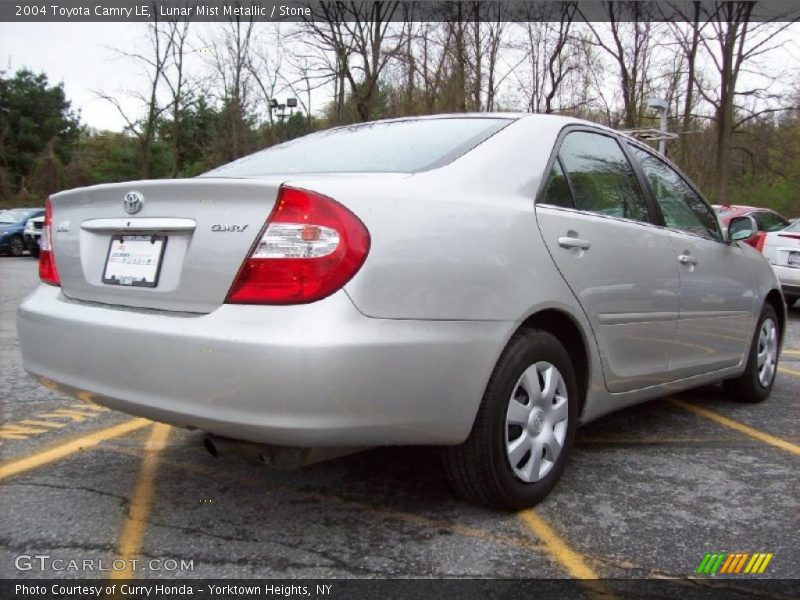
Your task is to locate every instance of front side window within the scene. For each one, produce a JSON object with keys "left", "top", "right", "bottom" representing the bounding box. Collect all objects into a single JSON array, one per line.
[
  {"left": 629, "top": 145, "right": 721, "bottom": 241},
  {"left": 557, "top": 131, "right": 651, "bottom": 222}
]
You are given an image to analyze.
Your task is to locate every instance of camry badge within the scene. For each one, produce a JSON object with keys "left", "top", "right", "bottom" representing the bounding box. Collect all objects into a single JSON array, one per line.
[
  {"left": 211, "top": 224, "right": 249, "bottom": 232},
  {"left": 123, "top": 191, "right": 144, "bottom": 215}
]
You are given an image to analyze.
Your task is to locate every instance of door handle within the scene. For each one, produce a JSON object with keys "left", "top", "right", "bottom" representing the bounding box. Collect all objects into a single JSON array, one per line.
[
  {"left": 678, "top": 254, "right": 698, "bottom": 266},
  {"left": 558, "top": 237, "right": 591, "bottom": 250}
]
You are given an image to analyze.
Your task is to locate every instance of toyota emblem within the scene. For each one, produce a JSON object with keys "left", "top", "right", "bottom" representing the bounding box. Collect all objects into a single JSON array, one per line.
[{"left": 123, "top": 191, "right": 144, "bottom": 215}]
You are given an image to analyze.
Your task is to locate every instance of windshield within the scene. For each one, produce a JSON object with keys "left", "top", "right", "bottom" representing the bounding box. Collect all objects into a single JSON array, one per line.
[
  {"left": 0, "top": 209, "right": 37, "bottom": 224},
  {"left": 203, "top": 118, "right": 512, "bottom": 177}
]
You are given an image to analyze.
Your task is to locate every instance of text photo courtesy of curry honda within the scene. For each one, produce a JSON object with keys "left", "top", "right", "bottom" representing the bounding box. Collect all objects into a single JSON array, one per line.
[{"left": 2, "top": 1, "right": 799, "bottom": 598}]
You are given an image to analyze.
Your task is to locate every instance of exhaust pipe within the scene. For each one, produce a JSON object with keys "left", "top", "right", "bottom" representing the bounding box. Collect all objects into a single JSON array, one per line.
[{"left": 202, "top": 434, "right": 361, "bottom": 470}]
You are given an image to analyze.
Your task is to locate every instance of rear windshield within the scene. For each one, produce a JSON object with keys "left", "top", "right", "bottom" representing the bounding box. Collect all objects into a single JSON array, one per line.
[{"left": 202, "top": 118, "right": 512, "bottom": 177}]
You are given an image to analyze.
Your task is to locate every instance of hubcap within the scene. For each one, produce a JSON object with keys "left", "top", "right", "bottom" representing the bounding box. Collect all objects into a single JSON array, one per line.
[
  {"left": 10, "top": 237, "right": 23, "bottom": 256},
  {"left": 505, "top": 361, "right": 569, "bottom": 483},
  {"left": 756, "top": 318, "right": 778, "bottom": 388}
]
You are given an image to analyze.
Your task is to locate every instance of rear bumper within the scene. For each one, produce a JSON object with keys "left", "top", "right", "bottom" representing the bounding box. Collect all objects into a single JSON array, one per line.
[
  {"left": 772, "top": 264, "right": 800, "bottom": 297},
  {"left": 18, "top": 285, "right": 510, "bottom": 446}
]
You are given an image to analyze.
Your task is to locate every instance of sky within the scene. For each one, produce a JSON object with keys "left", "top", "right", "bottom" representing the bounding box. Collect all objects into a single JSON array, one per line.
[
  {"left": 1, "top": 23, "right": 151, "bottom": 131},
  {"left": 2, "top": 21, "right": 799, "bottom": 134}
]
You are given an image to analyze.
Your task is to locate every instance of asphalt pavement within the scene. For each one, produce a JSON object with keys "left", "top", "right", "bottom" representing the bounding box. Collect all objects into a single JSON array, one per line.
[{"left": 1, "top": 255, "right": 798, "bottom": 585}]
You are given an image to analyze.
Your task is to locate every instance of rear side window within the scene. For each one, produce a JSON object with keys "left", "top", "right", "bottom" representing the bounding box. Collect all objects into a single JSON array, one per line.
[
  {"left": 753, "top": 211, "right": 789, "bottom": 232},
  {"left": 628, "top": 145, "right": 721, "bottom": 241},
  {"left": 540, "top": 159, "right": 575, "bottom": 209},
  {"left": 203, "top": 118, "right": 511, "bottom": 176},
  {"left": 557, "top": 131, "right": 651, "bottom": 222}
]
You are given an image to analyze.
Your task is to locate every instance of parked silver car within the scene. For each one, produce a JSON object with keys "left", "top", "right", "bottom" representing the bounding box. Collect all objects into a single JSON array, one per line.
[{"left": 17, "top": 115, "right": 785, "bottom": 509}]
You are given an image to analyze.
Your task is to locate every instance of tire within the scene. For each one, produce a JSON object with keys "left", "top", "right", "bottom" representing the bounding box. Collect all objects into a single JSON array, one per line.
[
  {"left": 29, "top": 245, "right": 40, "bottom": 258},
  {"left": 723, "top": 303, "right": 780, "bottom": 403},
  {"left": 786, "top": 296, "right": 797, "bottom": 309},
  {"left": 443, "top": 329, "right": 578, "bottom": 510},
  {"left": 8, "top": 235, "right": 24, "bottom": 257}
]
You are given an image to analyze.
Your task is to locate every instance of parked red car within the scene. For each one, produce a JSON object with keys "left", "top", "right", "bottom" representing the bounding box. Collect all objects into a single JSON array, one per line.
[
  {"left": 712, "top": 204, "right": 791, "bottom": 251},
  {"left": 714, "top": 204, "right": 800, "bottom": 306}
]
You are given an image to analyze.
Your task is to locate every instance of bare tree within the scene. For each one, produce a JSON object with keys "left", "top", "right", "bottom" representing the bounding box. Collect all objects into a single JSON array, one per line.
[
  {"left": 584, "top": 1, "right": 661, "bottom": 128},
  {"left": 518, "top": 3, "right": 580, "bottom": 114},
  {"left": 693, "top": 1, "right": 794, "bottom": 201},
  {"left": 204, "top": 11, "right": 256, "bottom": 159},
  {"left": 97, "top": 11, "right": 174, "bottom": 178},
  {"left": 303, "top": 1, "right": 403, "bottom": 122},
  {"left": 163, "top": 15, "right": 193, "bottom": 177}
]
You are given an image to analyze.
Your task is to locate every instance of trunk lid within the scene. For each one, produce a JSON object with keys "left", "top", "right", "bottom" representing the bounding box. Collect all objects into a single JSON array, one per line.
[{"left": 50, "top": 178, "right": 282, "bottom": 313}]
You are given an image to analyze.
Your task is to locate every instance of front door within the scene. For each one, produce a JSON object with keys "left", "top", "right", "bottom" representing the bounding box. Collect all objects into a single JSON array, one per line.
[{"left": 627, "top": 144, "right": 755, "bottom": 377}]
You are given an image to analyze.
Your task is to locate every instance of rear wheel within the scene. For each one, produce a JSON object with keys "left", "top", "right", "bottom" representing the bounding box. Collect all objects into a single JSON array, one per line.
[
  {"left": 443, "top": 329, "right": 578, "bottom": 510},
  {"left": 8, "top": 235, "right": 24, "bottom": 257},
  {"left": 723, "top": 304, "right": 780, "bottom": 403}
]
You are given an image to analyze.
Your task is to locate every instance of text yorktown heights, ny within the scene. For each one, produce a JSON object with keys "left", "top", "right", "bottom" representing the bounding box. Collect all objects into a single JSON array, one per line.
[{"left": 15, "top": 583, "right": 334, "bottom": 597}]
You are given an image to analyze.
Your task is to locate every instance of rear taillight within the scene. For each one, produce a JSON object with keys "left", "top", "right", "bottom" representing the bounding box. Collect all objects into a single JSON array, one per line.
[
  {"left": 747, "top": 231, "right": 767, "bottom": 252},
  {"left": 226, "top": 187, "right": 370, "bottom": 304},
  {"left": 39, "top": 197, "right": 60, "bottom": 286}
]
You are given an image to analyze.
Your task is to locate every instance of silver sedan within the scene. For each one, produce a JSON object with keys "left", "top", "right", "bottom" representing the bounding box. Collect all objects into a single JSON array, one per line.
[{"left": 17, "top": 114, "right": 785, "bottom": 509}]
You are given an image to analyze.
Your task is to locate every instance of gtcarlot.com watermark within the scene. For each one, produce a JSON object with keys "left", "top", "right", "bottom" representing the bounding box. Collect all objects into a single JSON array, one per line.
[{"left": 14, "top": 553, "right": 194, "bottom": 573}]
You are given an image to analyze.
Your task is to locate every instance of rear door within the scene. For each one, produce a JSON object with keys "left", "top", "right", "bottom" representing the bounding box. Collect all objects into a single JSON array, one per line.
[
  {"left": 536, "top": 129, "right": 680, "bottom": 392},
  {"left": 627, "top": 144, "right": 755, "bottom": 376}
]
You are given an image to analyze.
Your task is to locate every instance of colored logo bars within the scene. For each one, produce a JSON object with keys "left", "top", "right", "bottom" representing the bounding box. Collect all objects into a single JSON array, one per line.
[{"left": 696, "top": 552, "right": 774, "bottom": 575}]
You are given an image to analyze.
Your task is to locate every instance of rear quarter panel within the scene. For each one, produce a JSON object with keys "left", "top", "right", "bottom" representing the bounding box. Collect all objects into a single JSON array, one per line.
[{"left": 291, "top": 116, "right": 609, "bottom": 422}]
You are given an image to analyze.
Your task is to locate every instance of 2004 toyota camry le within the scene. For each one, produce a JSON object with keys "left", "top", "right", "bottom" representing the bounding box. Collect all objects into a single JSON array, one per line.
[{"left": 17, "top": 114, "right": 785, "bottom": 509}]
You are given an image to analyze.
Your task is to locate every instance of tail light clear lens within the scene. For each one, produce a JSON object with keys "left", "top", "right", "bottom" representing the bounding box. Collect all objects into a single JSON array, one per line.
[
  {"left": 226, "top": 186, "right": 370, "bottom": 304},
  {"left": 39, "top": 197, "right": 60, "bottom": 286}
]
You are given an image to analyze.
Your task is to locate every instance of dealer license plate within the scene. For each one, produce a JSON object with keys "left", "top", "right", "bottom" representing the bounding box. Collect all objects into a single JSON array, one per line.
[{"left": 103, "top": 234, "right": 167, "bottom": 287}]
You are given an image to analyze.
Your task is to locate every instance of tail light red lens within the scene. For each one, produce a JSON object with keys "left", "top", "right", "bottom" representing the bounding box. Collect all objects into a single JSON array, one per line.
[
  {"left": 226, "top": 187, "right": 370, "bottom": 304},
  {"left": 39, "top": 197, "right": 60, "bottom": 286},
  {"left": 747, "top": 231, "right": 767, "bottom": 252}
]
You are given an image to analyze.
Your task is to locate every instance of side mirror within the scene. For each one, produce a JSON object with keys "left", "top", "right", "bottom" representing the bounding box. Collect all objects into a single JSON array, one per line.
[{"left": 728, "top": 215, "right": 759, "bottom": 243}]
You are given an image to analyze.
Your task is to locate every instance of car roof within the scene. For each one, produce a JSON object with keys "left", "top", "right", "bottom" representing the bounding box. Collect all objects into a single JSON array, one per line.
[{"left": 330, "top": 112, "right": 618, "bottom": 135}]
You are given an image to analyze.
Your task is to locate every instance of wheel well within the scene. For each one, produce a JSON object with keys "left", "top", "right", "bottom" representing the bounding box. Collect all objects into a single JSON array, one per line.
[
  {"left": 765, "top": 289, "right": 786, "bottom": 340},
  {"left": 517, "top": 309, "right": 590, "bottom": 416}
]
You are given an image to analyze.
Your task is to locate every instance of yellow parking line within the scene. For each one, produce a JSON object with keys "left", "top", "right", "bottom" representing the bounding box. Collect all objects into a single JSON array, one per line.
[
  {"left": 778, "top": 365, "right": 800, "bottom": 378},
  {"left": 519, "top": 510, "right": 599, "bottom": 578},
  {"left": 111, "top": 424, "right": 172, "bottom": 580},
  {"left": 781, "top": 349, "right": 800, "bottom": 356},
  {"left": 0, "top": 418, "right": 151, "bottom": 481},
  {"left": 670, "top": 399, "right": 800, "bottom": 456},
  {"left": 104, "top": 444, "right": 546, "bottom": 555}
]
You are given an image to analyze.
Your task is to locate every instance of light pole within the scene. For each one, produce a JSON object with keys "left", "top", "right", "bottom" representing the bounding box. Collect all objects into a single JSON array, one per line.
[
  {"left": 270, "top": 98, "right": 297, "bottom": 122},
  {"left": 647, "top": 98, "right": 669, "bottom": 155}
]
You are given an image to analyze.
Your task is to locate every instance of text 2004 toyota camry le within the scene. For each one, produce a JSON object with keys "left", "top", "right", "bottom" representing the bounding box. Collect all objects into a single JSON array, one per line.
[{"left": 17, "top": 114, "right": 785, "bottom": 509}]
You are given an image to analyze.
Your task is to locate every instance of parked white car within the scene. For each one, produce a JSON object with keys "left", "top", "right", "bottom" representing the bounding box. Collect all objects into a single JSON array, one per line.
[
  {"left": 24, "top": 215, "right": 45, "bottom": 257},
  {"left": 763, "top": 220, "right": 800, "bottom": 307},
  {"left": 715, "top": 205, "right": 799, "bottom": 307}
]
